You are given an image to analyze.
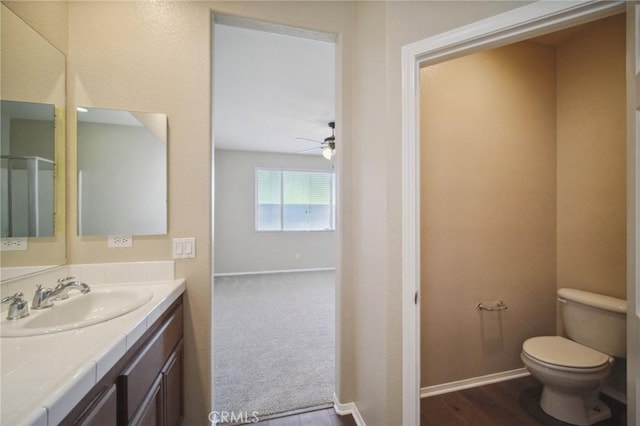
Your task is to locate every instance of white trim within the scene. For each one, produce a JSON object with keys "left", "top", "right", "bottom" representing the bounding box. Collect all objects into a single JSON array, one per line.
[
  {"left": 401, "top": 1, "right": 626, "bottom": 425},
  {"left": 213, "top": 267, "right": 335, "bottom": 277},
  {"left": 420, "top": 368, "right": 530, "bottom": 398},
  {"left": 333, "top": 393, "right": 366, "bottom": 426},
  {"left": 602, "top": 385, "right": 627, "bottom": 405}
]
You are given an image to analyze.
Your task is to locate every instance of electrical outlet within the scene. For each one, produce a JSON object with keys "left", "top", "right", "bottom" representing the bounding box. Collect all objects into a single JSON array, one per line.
[
  {"left": 108, "top": 235, "right": 133, "bottom": 248},
  {"left": 0, "top": 238, "right": 28, "bottom": 251},
  {"left": 173, "top": 238, "right": 196, "bottom": 259}
]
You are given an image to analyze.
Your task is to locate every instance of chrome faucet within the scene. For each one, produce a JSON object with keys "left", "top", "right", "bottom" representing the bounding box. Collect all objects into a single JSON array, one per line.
[{"left": 32, "top": 277, "right": 91, "bottom": 310}]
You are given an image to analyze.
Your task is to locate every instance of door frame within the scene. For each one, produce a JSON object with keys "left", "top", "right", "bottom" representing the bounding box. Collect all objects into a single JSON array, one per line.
[
  {"left": 400, "top": 1, "right": 632, "bottom": 424},
  {"left": 211, "top": 13, "right": 342, "bottom": 417}
]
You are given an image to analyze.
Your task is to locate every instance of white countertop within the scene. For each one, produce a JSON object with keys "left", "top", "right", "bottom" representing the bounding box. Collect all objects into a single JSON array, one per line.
[{"left": 0, "top": 279, "right": 185, "bottom": 426}]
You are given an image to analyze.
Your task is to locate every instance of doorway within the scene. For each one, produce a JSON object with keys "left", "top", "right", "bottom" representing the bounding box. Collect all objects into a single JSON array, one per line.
[
  {"left": 401, "top": 2, "right": 638, "bottom": 424},
  {"left": 212, "top": 14, "right": 338, "bottom": 421},
  {"left": 419, "top": 12, "right": 626, "bottom": 422}
]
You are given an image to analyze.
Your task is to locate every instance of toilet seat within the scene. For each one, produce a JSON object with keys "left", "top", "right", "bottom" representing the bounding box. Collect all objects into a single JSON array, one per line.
[{"left": 523, "top": 336, "right": 610, "bottom": 369}]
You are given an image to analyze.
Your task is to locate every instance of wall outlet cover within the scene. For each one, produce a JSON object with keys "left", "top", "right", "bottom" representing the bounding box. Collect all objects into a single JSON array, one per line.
[
  {"left": 0, "top": 238, "right": 28, "bottom": 251},
  {"left": 108, "top": 235, "right": 133, "bottom": 248}
]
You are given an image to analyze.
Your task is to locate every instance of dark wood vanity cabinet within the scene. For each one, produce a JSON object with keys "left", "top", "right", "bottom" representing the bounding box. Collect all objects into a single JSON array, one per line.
[{"left": 64, "top": 297, "right": 184, "bottom": 426}]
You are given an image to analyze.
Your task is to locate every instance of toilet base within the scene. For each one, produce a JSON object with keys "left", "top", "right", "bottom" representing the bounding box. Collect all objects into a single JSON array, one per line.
[{"left": 540, "top": 386, "right": 611, "bottom": 425}]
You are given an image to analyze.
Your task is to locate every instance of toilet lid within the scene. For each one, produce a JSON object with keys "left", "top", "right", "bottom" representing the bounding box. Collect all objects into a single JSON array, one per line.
[{"left": 523, "top": 336, "right": 610, "bottom": 368}]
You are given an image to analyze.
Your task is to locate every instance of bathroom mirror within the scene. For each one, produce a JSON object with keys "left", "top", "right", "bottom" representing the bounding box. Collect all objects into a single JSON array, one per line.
[
  {"left": 0, "top": 4, "right": 66, "bottom": 281},
  {"left": 1, "top": 100, "right": 56, "bottom": 238},
  {"left": 77, "top": 107, "right": 167, "bottom": 236}
]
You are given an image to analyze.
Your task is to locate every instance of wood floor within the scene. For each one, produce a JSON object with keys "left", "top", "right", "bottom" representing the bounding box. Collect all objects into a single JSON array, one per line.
[
  {"left": 253, "top": 376, "right": 627, "bottom": 426},
  {"left": 255, "top": 407, "right": 356, "bottom": 426},
  {"left": 421, "top": 376, "right": 627, "bottom": 426}
]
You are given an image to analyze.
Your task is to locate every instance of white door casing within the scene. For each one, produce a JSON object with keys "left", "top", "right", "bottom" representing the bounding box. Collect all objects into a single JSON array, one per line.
[
  {"left": 626, "top": 2, "right": 640, "bottom": 423},
  {"left": 401, "top": 1, "right": 634, "bottom": 424}
]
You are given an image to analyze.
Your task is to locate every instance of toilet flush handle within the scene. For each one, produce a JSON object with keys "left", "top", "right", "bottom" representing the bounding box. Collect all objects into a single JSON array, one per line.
[{"left": 557, "top": 297, "right": 567, "bottom": 304}]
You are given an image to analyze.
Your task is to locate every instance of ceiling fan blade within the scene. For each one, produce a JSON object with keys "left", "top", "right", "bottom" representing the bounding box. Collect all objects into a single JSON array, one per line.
[
  {"left": 295, "top": 137, "right": 323, "bottom": 144},
  {"left": 298, "top": 147, "right": 321, "bottom": 153}
]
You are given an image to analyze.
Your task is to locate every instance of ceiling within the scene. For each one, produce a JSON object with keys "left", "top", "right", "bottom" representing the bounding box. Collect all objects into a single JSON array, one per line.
[{"left": 213, "top": 22, "right": 335, "bottom": 155}]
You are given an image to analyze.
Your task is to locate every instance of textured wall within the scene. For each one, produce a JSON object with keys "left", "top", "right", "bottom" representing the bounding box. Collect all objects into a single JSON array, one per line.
[
  {"left": 3, "top": 0, "right": 68, "bottom": 54},
  {"left": 67, "top": 2, "right": 355, "bottom": 424},
  {"left": 349, "top": 2, "right": 530, "bottom": 423},
  {"left": 67, "top": 2, "right": 213, "bottom": 422},
  {"left": 556, "top": 14, "right": 627, "bottom": 300},
  {"left": 420, "top": 41, "right": 558, "bottom": 387}
]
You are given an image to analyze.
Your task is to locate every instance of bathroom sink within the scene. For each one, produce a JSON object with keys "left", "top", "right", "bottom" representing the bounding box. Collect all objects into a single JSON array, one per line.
[{"left": 0, "top": 286, "right": 153, "bottom": 337}]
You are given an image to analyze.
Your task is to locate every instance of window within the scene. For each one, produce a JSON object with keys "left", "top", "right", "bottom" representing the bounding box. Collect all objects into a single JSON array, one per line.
[{"left": 256, "top": 168, "right": 336, "bottom": 231}]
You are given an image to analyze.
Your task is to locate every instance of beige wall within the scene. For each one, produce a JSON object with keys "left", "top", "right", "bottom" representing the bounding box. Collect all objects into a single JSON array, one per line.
[
  {"left": 556, "top": 14, "right": 626, "bottom": 300},
  {"left": 3, "top": 1, "right": 68, "bottom": 54},
  {"left": 346, "top": 2, "right": 531, "bottom": 423},
  {"left": 67, "top": 3, "right": 212, "bottom": 422},
  {"left": 420, "top": 42, "right": 558, "bottom": 386},
  {"left": 67, "top": 2, "right": 355, "bottom": 424}
]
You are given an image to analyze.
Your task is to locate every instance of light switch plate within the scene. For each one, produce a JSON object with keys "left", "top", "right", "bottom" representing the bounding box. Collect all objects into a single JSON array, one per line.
[
  {"left": 108, "top": 235, "right": 133, "bottom": 248},
  {"left": 173, "top": 238, "right": 196, "bottom": 259}
]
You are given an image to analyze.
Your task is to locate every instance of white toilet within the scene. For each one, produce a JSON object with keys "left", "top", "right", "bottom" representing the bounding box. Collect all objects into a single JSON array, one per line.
[{"left": 521, "top": 288, "right": 626, "bottom": 425}]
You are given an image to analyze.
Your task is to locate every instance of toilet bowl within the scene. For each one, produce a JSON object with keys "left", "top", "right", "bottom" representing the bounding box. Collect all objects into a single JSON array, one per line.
[
  {"left": 521, "top": 288, "right": 626, "bottom": 426},
  {"left": 521, "top": 336, "right": 613, "bottom": 425}
]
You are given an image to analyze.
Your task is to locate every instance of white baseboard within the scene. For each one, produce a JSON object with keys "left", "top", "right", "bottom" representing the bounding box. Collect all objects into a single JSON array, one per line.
[
  {"left": 214, "top": 267, "right": 335, "bottom": 277},
  {"left": 421, "top": 368, "right": 530, "bottom": 398},
  {"left": 602, "top": 386, "right": 627, "bottom": 404},
  {"left": 333, "top": 393, "right": 366, "bottom": 426}
]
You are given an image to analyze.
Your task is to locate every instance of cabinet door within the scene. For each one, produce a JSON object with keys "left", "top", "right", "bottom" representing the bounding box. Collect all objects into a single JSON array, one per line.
[
  {"left": 119, "top": 304, "right": 183, "bottom": 422},
  {"left": 129, "top": 375, "right": 163, "bottom": 426},
  {"left": 163, "top": 340, "right": 184, "bottom": 426},
  {"left": 77, "top": 384, "right": 117, "bottom": 426}
]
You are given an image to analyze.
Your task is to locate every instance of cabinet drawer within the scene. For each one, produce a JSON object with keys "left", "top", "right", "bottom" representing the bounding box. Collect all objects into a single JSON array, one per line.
[{"left": 118, "top": 303, "right": 183, "bottom": 422}]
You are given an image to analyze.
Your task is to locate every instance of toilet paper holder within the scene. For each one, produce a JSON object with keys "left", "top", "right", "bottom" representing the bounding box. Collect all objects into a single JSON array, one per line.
[{"left": 477, "top": 299, "right": 508, "bottom": 311}]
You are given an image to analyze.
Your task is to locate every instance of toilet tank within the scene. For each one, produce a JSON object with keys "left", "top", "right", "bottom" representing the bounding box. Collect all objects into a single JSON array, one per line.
[{"left": 558, "top": 288, "right": 627, "bottom": 358}]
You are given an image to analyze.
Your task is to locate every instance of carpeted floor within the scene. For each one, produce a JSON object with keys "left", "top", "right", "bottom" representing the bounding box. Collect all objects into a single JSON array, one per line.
[{"left": 214, "top": 270, "right": 335, "bottom": 418}]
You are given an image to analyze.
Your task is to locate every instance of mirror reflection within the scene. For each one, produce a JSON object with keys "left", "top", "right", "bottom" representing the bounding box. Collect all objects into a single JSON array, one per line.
[
  {"left": 77, "top": 107, "right": 167, "bottom": 236},
  {"left": 1, "top": 3, "right": 66, "bottom": 281},
  {"left": 1, "top": 100, "right": 56, "bottom": 237}
]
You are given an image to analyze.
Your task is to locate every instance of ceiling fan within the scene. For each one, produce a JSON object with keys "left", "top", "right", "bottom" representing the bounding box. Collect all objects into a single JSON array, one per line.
[{"left": 296, "top": 121, "right": 336, "bottom": 160}]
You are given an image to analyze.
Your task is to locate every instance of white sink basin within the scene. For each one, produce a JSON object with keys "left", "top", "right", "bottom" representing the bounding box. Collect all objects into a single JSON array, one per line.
[{"left": 0, "top": 286, "right": 153, "bottom": 337}]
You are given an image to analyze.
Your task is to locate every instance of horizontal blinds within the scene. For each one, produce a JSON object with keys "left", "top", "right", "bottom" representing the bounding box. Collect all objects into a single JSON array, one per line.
[
  {"left": 256, "top": 169, "right": 282, "bottom": 231},
  {"left": 256, "top": 168, "right": 335, "bottom": 231}
]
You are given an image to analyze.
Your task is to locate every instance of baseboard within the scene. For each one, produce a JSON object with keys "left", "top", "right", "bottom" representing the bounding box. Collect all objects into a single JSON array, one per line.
[
  {"left": 421, "top": 368, "right": 530, "bottom": 398},
  {"left": 333, "top": 393, "right": 366, "bottom": 426},
  {"left": 602, "top": 386, "right": 627, "bottom": 404},
  {"left": 214, "top": 267, "right": 335, "bottom": 277}
]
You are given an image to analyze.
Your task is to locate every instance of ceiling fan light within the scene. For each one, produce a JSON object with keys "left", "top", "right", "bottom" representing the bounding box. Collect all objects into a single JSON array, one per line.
[{"left": 322, "top": 146, "right": 334, "bottom": 160}]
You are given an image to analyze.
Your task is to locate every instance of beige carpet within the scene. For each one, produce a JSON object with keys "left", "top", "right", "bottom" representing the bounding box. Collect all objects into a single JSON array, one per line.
[{"left": 213, "top": 270, "right": 335, "bottom": 417}]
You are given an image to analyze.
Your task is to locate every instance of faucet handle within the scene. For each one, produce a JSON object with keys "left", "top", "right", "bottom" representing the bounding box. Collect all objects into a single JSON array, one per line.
[
  {"left": 57, "top": 276, "right": 76, "bottom": 285},
  {"left": 1, "top": 292, "right": 30, "bottom": 320},
  {"left": 1, "top": 292, "right": 24, "bottom": 303}
]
